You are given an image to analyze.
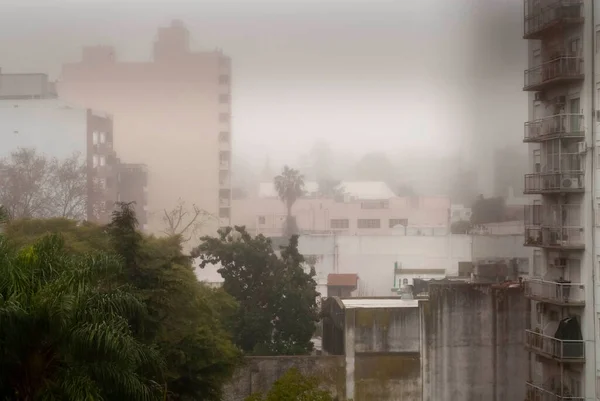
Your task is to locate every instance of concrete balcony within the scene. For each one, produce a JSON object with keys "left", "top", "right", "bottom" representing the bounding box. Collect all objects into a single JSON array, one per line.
[
  {"left": 219, "top": 140, "right": 231, "bottom": 151},
  {"left": 524, "top": 171, "right": 583, "bottom": 194},
  {"left": 219, "top": 160, "right": 230, "bottom": 170},
  {"left": 524, "top": 226, "right": 584, "bottom": 250},
  {"left": 524, "top": 114, "right": 584, "bottom": 143},
  {"left": 525, "top": 330, "right": 584, "bottom": 362},
  {"left": 525, "top": 381, "right": 583, "bottom": 401},
  {"left": 524, "top": 278, "right": 584, "bottom": 306},
  {"left": 524, "top": 57, "right": 584, "bottom": 91},
  {"left": 523, "top": 0, "right": 584, "bottom": 40}
]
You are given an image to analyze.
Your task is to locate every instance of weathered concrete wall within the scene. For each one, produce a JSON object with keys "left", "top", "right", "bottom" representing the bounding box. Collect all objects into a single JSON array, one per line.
[
  {"left": 422, "top": 283, "right": 527, "bottom": 401},
  {"left": 222, "top": 356, "right": 346, "bottom": 401},
  {"left": 354, "top": 354, "right": 421, "bottom": 401},
  {"left": 346, "top": 307, "right": 422, "bottom": 401},
  {"left": 353, "top": 308, "right": 420, "bottom": 353}
]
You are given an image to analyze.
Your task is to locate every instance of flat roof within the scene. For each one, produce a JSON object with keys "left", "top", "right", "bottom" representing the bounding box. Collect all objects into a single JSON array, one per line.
[{"left": 341, "top": 298, "right": 419, "bottom": 309}]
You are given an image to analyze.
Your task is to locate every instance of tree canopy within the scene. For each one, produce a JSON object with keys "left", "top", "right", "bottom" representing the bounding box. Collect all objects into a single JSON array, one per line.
[
  {"left": 274, "top": 166, "right": 305, "bottom": 236},
  {"left": 0, "top": 204, "right": 240, "bottom": 401},
  {"left": 195, "top": 226, "right": 319, "bottom": 356}
]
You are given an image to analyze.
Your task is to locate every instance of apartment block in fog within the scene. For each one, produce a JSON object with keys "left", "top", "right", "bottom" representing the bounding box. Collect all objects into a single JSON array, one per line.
[
  {"left": 0, "top": 71, "right": 145, "bottom": 224},
  {"left": 87, "top": 120, "right": 148, "bottom": 226},
  {"left": 58, "top": 20, "right": 233, "bottom": 235},
  {"left": 521, "top": 1, "right": 595, "bottom": 398}
]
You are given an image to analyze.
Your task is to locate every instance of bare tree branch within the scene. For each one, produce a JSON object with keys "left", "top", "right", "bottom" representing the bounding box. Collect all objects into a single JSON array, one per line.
[{"left": 162, "top": 198, "right": 216, "bottom": 243}]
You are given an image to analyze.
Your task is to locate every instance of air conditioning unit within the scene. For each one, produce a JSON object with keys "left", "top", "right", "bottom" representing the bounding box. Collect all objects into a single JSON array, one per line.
[
  {"left": 556, "top": 95, "right": 566, "bottom": 104},
  {"left": 562, "top": 177, "right": 578, "bottom": 189},
  {"left": 534, "top": 92, "right": 545, "bottom": 101},
  {"left": 577, "top": 141, "right": 586, "bottom": 154}
]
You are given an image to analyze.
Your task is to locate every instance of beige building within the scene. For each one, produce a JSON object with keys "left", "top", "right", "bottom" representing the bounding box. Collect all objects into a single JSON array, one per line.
[
  {"left": 233, "top": 181, "right": 451, "bottom": 236},
  {"left": 57, "top": 20, "right": 232, "bottom": 234},
  {"left": 521, "top": 0, "right": 595, "bottom": 399}
]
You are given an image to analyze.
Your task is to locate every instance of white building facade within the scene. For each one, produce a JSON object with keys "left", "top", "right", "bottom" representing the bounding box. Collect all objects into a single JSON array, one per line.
[{"left": 522, "top": 1, "right": 597, "bottom": 398}]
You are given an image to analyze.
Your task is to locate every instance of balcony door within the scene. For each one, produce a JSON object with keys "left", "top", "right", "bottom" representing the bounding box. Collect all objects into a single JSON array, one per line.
[{"left": 569, "top": 97, "right": 580, "bottom": 133}]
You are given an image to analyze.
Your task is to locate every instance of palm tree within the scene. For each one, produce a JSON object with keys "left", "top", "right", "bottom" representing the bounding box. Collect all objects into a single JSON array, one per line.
[
  {"left": 0, "top": 234, "right": 164, "bottom": 401},
  {"left": 274, "top": 166, "right": 305, "bottom": 236}
]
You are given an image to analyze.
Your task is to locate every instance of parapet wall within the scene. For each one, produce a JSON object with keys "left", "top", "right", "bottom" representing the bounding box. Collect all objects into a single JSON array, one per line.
[
  {"left": 222, "top": 356, "right": 345, "bottom": 401},
  {"left": 422, "top": 283, "right": 527, "bottom": 401}
]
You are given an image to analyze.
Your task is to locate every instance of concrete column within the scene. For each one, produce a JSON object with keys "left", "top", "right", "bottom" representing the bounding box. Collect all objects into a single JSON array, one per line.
[{"left": 345, "top": 309, "right": 355, "bottom": 400}]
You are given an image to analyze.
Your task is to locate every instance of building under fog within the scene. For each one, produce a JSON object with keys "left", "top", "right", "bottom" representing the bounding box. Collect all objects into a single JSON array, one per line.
[
  {"left": 57, "top": 20, "right": 232, "bottom": 235},
  {"left": 521, "top": 0, "right": 594, "bottom": 398},
  {"left": 0, "top": 71, "right": 147, "bottom": 225}
]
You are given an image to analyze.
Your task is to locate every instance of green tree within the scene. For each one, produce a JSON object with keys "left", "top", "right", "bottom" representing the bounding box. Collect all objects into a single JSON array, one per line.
[
  {"left": 2, "top": 206, "right": 241, "bottom": 401},
  {"left": 195, "top": 226, "right": 319, "bottom": 355},
  {"left": 0, "top": 234, "right": 164, "bottom": 401},
  {"left": 245, "top": 368, "right": 334, "bottom": 401},
  {"left": 274, "top": 166, "right": 305, "bottom": 236}
]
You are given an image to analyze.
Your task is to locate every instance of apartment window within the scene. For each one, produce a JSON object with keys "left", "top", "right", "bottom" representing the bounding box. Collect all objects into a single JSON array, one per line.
[
  {"left": 99, "top": 156, "right": 106, "bottom": 167},
  {"left": 219, "top": 75, "right": 230, "bottom": 84},
  {"left": 258, "top": 216, "right": 266, "bottom": 225},
  {"left": 219, "top": 113, "right": 230, "bottom": 122},
  {"left": 92, "top": 131, "right": 98, "bottom": 145},
  {"left": 389, "top": 218, "right": 408, "bottom": 228},
  {"left": 330, "top": 219, "right": 349, "bottom": 229},
  {"left": 219, "top": 94, "right": 230, "bottom": 103},
  {"left": 570, "top": 37, "right": 581, "bottom": 55},
  {"left": 99, "top": 132, "right": 106, "bottom": 144},
  {"left": 357, "top": 219, "right": 380, "bottom": 229},
  {"left": 93, "top": 155, "right": 99, "bottom": 168},
  {"left": 360, "top": 201, "right": 389, "bottom": 209}
]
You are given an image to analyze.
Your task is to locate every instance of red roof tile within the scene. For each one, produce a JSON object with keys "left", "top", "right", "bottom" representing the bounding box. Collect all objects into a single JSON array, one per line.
[{"left": 327, "top": 273, "right": 359, "bottom": 287}]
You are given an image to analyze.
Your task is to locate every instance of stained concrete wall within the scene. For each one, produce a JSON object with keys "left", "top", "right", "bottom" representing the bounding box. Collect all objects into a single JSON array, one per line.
[
  {"left": 222, "top": 356, "right": 346, "bottom": 401},
  {"left": 353, "top": 307, "right": 420, "bottom": 353},
  {"left": 348, "top": 307, "right": 422, "bottom": 401},
  {"left": 422, "top": 283, "right": 527, "bottom": 401}
]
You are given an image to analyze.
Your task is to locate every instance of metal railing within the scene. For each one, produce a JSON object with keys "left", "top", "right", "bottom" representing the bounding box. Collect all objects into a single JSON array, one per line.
[
  {"left": 525, "top": 330, "right": 584, "bottom": 360},
  {"left": 524, "top": 57, "right": 584, "bottom": 90},
  {"left": 524, "top": 226, "right": 584, "bottom": 249},
  {"left": 526, "top": 381, "right": 584, "bottom": 401},
  {"left": 524, "top": 172, "right": 583, "bottom": 193},
  {"left": 524, "top": 204, "right": 582, "bottom": 227},
  {"left": 524, "top": 114, "right": 584, "bottom": 142},
  {"left": 524, "top": 278, "right": 585, "bottom": 304},
  {"left": 524, "top": 0, "right": 583, "bottom": 38}
]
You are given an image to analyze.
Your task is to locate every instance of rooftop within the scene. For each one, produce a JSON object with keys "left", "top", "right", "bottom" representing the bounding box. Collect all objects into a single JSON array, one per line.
[
  {"left": 258, "top": 180, "right": 396, "bottom": 200},
  {"left": 341, "top": 298, "right": 419, "bottom": 309},
  {"left": 327, "top": 273, "right": 359, "bottom": 287}
]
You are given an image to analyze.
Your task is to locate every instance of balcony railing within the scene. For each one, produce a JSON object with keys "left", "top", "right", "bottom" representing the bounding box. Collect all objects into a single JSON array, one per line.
[
  {"left": 525, "top": 226, "right": 584, "bottom": 249},
  {"left": 526, "top": 381, "right": 584, "bottom": 401},
  {"left": 524, "top": 57, "right": 584, "bottom": 91},
  {"left": 524, "top": 0, "right": 584, "bottom": 39},
  {"left": 525, "top": 330, "right": 584, "bottom": 362},
  {"left": 524, "top": 278, "right": 585, "bottom": 305},
  {"left": 219, "top": 161, "right": 230, "bottom": 170},
  {"left": 524, "top": 203, "right": 582, "bottom": 227},
  {"left": 524, "top": 171, "right": 583, "bottom": 194},
  {"left": 524, "top": 114, "right": 584, "bottom": 142}
]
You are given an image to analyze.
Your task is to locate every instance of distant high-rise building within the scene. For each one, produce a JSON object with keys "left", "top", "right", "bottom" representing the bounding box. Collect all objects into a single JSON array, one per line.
[
  {"left": 58, "top": 20, "right": 232, "bottom": 235},
  {"left": 0, "top": 71, "right": 146, "bottom": 225},
  {"left": 521, "top": 1, "right": 594, "bottom": 399}
]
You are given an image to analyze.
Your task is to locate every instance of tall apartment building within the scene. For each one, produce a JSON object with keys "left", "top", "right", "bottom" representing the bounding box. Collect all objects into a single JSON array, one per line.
[
  {"left": 0, "top": 71, "right": 147, "bottom": 225},
  {"left": 58, "top": 20, "right": 232, "bottom": 235},
  {"left": 521, "top": 1, "right": 595, "bottom": 399},
  {"left": 87, "top": 116, "right": 148, "bottom": 226}
]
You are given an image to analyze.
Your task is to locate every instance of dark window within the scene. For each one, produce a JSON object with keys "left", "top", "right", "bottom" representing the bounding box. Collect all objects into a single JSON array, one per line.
[
  {"left": 258, "top": 216, "right": 266, "bottom": 224},
  {"left": 357, "top": 219, "right": 380, "bottom": 229},
  {"left": 389, "top": 218, "right": 408, "bottom": 228},
  {"left": 330, "top": 219, "right": 349, "bottom": 229}
]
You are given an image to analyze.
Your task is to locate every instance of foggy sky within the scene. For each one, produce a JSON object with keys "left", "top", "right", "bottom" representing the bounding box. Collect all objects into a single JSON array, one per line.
[{"left": 0, "top": 0, "right": 527, "bottom": 195}]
